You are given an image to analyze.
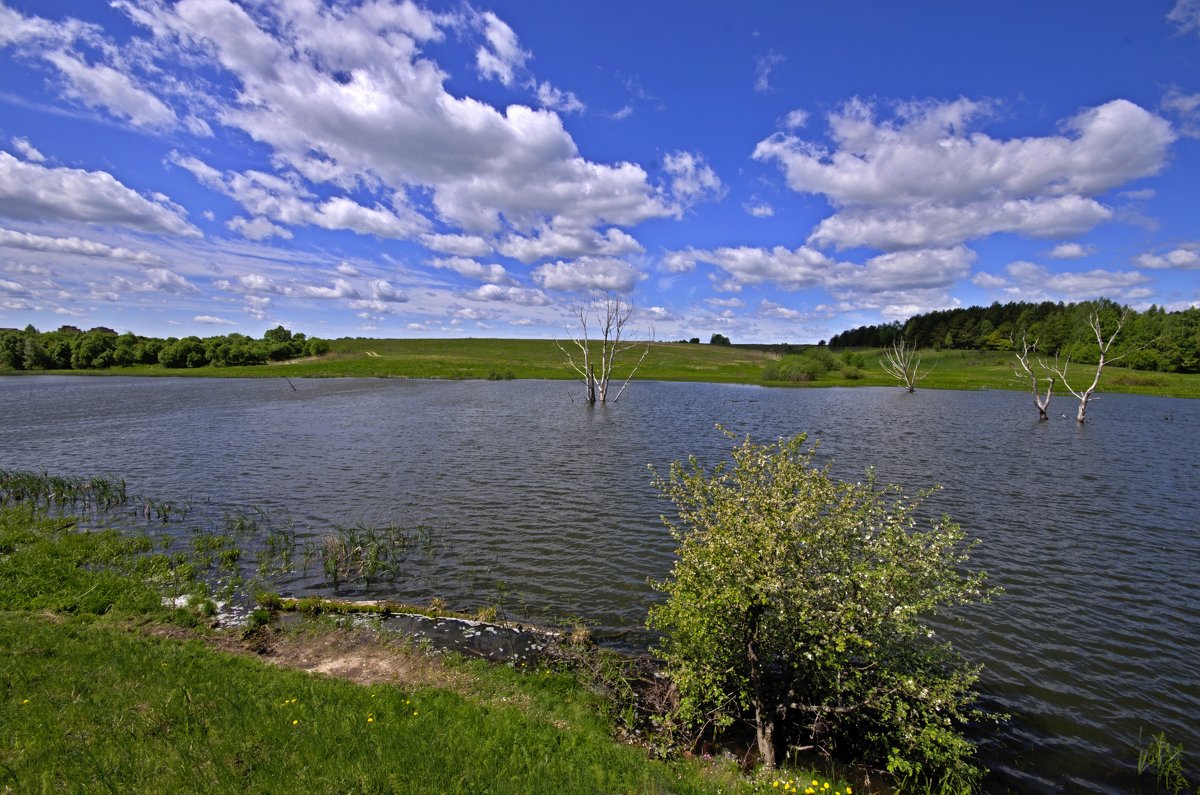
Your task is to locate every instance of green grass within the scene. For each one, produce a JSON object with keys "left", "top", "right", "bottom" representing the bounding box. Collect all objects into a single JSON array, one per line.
[
  {"left": 98, "top": 338, "right": 777, "bottom": 383},
  {"left": 762, "top": 347, "right": 1200, "bottom": 399},
  {"left": 0, "top": 504, "right": 859, "bottom": 794},
  {"left": 10, "top": 338, "right": 1199, "bottom": 398},
  {"left": 0, "top": 613, "right": 745, "bottom": 794}
]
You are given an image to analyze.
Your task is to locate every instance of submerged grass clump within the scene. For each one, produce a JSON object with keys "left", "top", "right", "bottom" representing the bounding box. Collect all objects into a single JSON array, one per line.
[
  {"left": 0, "top": 469, "right": 128, "bottom": 510},
  {"left": 316, "top": 522, "right": 436, "bottom": 590},
  {"left": 1138, "top": 731, "right": 1193, "bottom": 794}
]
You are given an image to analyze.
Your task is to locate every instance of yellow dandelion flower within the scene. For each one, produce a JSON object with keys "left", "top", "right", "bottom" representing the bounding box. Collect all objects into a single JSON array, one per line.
[
  {"left": 292, "top": 719, "right": 299, "bottom": 725},
  {"left": 367, "top": 716, "right": 374, "bottom": 723},
  {"left": 21, "top": 699, "right": 30, "bottom": 705}
]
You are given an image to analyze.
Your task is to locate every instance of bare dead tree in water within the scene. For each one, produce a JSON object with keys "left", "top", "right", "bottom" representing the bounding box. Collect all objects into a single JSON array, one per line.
[
  {"left": 1013, "top": 333, "right": 1054, "bottom": 420},
  {"left": 879, "top": 338, "right": 930, "bottom": 393},
  {"left": 1045, "top": 308, "right": 1130, "bottom": 423},
  {"left": 556, "top": 291, "right": 652, "bottom": 405}
]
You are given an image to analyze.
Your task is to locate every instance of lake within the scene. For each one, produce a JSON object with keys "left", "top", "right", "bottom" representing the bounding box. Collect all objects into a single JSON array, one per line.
[{"left": 2, "top": 375, "right": 1197, "bottom": 793}]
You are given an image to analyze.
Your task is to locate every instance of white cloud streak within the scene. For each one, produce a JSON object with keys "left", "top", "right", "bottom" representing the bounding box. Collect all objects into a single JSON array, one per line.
[
  {"left": 10, "top": 137, "right": 45, "bottom": 162},
  {"left": 1168, "top": 0, "right": 1200, "bottom": 35},
  {"left": 475, "top": 10, "right": 527, "bottom": 86},
  {"left": 0, "top": 227, "right": 163, "bottom": 264},
  {"left": 754, "top": 50, "right": 784, "bottom": 93},
  {"left": 1136, "top": 245, "right": 1200, "bottom": 270},
  {"left": 1048, "top": 242, "right": 1095, "bottom": 259},
  {"left": 0, "top": 152, "right": 197, "bottom": 235}
]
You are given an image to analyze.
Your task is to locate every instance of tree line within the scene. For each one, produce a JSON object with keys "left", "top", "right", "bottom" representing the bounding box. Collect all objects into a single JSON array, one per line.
[
  {"left": 0, "top": 324, "right": 329, "bottom": 371},
  {"left": 829, "top": 298, "right": 1200, "bottom": 373}
]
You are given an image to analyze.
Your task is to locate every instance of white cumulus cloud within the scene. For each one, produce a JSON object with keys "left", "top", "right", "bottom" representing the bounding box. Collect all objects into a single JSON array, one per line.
[
  {"left": 1004, "top": 260, "right": 1150, "bottom": 299},
  {"left": 0, "top": 152, "right": 197, "bottom": 235},
  {"left": 429, "top": 256, "right": 513, "bottom": 284},
  {"left": 131, "top": 1, "right": 674, "bottom": 247},
  {"left": 535, "top": 81, "right": 585, "bottom": 114},
  {"left": 1136, "top": 245, "right": 1200, "bottom": 270},
  {"left": 44, "top": 50, "right": 176, "bottom": 128},
  {"left": 1049, "top": 242, "right": 1095, "bottom": 259},
  {"left": 464, "top": 284, "right": 551, "bottom": 305},
  {"left": 663, "top": 151, "right": 724, "bottom": 206},
  {"left": 532, "top": 257, "right": 643, "bottom": 293},
  {"left": 754, "top": 98, "right": 1174, "bottom": 251}
]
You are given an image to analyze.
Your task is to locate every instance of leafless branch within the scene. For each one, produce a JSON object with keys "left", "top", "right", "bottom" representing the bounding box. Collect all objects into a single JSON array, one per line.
[
  {"left": 1044, "top": 308, "right": 1129, "bottom": 423},
  {"left": 1012, "top": 332, "right": 1054, "bottom": 421},
  {"left": 879, "top": 338, "right": 930, "bottom": 393},
  {"left": 556, "top": 291, "right": 651, "bottom": 405}
]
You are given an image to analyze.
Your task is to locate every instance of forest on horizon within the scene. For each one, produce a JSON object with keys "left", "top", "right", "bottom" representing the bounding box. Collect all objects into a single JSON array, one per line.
[{"left": 828, "top": 298, "right": 1200, "bottom": 374}]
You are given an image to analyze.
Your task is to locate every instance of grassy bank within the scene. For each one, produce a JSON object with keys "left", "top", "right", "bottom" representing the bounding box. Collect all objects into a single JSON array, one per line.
[
  {"left": 7, "top": 338, "right": 1198, "bottom": 399},
  {"left": 0, "top": 504, "right": 854, "bottom": 794},
  {"left": 2, "top": 613, "right": 732, "bottom": 793}
]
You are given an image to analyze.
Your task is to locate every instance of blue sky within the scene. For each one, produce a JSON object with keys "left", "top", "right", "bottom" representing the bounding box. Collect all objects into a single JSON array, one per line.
[{"left": 0, "top": 1, "right": 1198, "bottom": 342}]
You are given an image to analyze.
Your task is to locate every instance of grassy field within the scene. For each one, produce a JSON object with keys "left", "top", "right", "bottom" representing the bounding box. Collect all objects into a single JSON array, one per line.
[
  {"left": 32, "top": 338, "right": 1200, "bottom": 399},
  {"left": 0, "top": 503, "right": 857, "bottom": 794}
]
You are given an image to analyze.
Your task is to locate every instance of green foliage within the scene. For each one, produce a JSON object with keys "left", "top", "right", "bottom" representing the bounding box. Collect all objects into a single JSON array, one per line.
[
  {"left": 1138, "top": 732, "right": 1193, "bottom": 794},
  {"left": 829, "top": 298, "right": 1200, "bottom": 374},
  {"left": 648, "top": 429, "right": 994, "bottom": 790},
  {"left": 305, "top": 337, "right": 331, "bottom": 357},
  {"left": 0, "top": 325, "right": 328, "bottom": 372},
  {"left": 762, "top": 348, "right": 842, "bottom": 383},
  {"left": 710, "top": 333, "right": 732, "bottom": 345},
  {"left": 263, "top": 324, "right": 293, "bottom": 343}
]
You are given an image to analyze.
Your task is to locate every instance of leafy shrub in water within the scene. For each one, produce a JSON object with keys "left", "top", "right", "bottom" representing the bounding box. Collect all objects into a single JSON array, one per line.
[{"left": 648, "top": 429, "right": 996, "bottom": 791}]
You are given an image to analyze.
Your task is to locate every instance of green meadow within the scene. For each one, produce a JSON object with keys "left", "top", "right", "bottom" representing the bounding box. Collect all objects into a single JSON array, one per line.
[{"left": 85, "top": 338, "right": 1200, "bottom": 399}]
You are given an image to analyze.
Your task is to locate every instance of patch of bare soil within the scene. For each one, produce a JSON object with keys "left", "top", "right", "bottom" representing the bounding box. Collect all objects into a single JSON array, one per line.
[
  {"left": 138, "top": 621, "right": 468, "bottom": 691},
  {"left": 230, "top": 626, "right": 464, "bottom": 690}
]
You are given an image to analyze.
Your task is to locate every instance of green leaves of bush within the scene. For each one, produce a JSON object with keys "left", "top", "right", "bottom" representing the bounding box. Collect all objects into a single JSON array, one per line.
[{"left": 648, "top": 428, "right": 997, "bottom": 791}]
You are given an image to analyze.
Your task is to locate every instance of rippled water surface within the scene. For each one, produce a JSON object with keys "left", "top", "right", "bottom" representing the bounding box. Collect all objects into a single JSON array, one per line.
[{"left": 2, "top": 376, "right": 1197, "bottom": 793}]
